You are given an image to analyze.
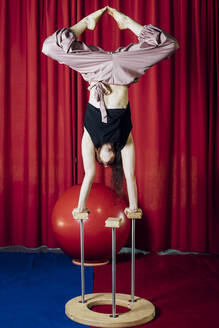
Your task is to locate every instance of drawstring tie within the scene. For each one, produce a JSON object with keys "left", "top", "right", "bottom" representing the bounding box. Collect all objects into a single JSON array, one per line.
[{"left": 88, "top": 82, "right": 111, "bottom": 123}]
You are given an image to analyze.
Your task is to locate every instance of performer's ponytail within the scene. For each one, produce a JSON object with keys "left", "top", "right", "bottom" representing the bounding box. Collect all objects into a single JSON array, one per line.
[
  {"left": 111, "top": 150, "right": 124, "bottom": 197},
  {"left": 95, "top": 145, "right": 124, "bottom": 196}
]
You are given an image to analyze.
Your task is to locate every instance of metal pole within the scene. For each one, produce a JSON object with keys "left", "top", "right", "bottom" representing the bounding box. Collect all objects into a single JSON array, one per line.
[
  {"left": 111, "top": 227, "right": 118, "bottom": 318},
  {"left": 80, "top": 219, "right": 85, "bottom": 304},
  {"left": 131, "top": 219, "right": 136, "bottom": 302}
]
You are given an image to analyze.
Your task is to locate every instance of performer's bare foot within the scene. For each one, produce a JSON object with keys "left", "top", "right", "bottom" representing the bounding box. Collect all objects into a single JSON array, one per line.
[
  {"left": 86, "top": 7, "right": 107, "bottom": 30},
  {"left": 107, "top": 7, "right": 130, "bottom": 29}
]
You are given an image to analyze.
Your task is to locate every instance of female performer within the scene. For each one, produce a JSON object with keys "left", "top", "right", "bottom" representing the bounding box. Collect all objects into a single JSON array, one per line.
[{"left": 42, "top": 6, "right": 179, "bottom": 216}]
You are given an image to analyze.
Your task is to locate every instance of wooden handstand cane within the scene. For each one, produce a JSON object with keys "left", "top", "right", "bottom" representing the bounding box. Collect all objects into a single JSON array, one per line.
[
  {"left": 73, "top": 211, "right": 89, "bottom": 303},
  {"left": 105, "top": 217, "right": 122, "bottom": 318},
  {"left": 66, "top": 208, "right": 155, "bottom": 328},
  {"left": 124, "top": 208, "right": 143, "bottom": 302}
]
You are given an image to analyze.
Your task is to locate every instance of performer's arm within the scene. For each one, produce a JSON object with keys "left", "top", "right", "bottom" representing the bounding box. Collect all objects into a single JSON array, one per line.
[
  {"left": 121, "top": 133, "right": 138, "bottom": 211},
  {"left": 75, "top": 129, "right": 96, "bottom": 211}
]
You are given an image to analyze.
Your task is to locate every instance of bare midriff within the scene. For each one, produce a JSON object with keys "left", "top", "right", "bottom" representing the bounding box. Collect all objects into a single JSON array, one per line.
[{"left": 88, "top": 81, "right": 129, "bottom": 109}]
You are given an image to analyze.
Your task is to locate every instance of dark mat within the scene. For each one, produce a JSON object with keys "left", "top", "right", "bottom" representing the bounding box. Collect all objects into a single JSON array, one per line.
[{"left": 0, "top": 252, "right": 93, "bottom": 328}]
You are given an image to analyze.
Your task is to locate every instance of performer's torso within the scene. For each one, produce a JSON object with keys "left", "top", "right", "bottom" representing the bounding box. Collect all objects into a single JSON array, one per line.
[{"left": 88, "top": 81, "right": 129, "bottom": 109}]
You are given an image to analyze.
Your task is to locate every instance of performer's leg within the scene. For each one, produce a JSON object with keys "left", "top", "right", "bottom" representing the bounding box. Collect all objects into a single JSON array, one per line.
[
  {"left": 107, "top": 7, "right": 143, "bottom": 34},
  {"left": 86, "top": 7, "right": 108, "bottom": 30},
  {"left": 70, "top": 7, "right": 107, "bottom": 38}
]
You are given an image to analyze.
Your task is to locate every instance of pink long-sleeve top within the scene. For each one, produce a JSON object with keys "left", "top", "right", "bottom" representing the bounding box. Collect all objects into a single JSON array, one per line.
[{"left": 42, "top": 24, "right": 179, "bottom": 123}]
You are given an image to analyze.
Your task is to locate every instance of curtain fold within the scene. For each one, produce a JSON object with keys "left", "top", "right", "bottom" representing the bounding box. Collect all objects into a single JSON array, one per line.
[{"left": 0, "top": 0, "right": 218, "bottom": 254}]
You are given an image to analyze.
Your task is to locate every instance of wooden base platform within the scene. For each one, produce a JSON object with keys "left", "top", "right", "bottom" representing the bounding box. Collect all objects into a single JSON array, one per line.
[{"left": 65, "top": 293, "right": 155, "bottom": 327}]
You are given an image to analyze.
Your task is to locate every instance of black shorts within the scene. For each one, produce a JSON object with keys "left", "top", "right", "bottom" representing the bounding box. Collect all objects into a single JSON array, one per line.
[{"left": 84, "top": 102, "right": 133, "bottom": 152}]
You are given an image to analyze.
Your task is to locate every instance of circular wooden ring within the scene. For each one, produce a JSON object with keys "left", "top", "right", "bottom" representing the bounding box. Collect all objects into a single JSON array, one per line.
[{"left": 65, "top": 293, "right": 155, "bottom": 327}]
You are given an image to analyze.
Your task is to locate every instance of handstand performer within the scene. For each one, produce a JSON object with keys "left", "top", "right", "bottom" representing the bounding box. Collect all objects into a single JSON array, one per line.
[{"left": 42, "top": 6, "right": 179, "bottom": 216}]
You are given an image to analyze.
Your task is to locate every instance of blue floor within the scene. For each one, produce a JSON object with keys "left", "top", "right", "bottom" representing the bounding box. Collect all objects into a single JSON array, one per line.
[{"left": 0, "top": 252, "right": 93, "bottom": 328}]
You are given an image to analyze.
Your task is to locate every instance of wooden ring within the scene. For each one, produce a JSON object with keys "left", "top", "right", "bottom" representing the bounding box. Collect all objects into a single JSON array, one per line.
[{"left": 65, "top": 293, "right": 155, "bottom": 327}]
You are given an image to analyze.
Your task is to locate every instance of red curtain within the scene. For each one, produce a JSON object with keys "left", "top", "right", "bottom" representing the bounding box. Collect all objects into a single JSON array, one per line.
[{"left": 0, "top": 0, "right": 218, "bottom": 253}]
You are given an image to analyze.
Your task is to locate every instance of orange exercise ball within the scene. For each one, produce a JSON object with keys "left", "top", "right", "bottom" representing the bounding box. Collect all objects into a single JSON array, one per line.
[{"left": 51, "top": 183, "right": 130, "bottom": 265}]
